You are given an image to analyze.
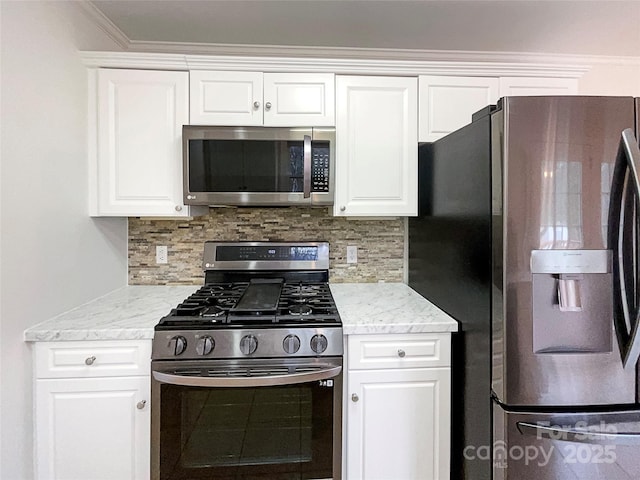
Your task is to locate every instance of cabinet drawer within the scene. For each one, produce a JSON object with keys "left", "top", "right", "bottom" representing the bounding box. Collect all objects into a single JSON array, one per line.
[
  {"left": 348, "top": 334, "right": 450, "bottom": 370},
  {"left": 35, "top": 340, "right": 151, "bottom": 379}
]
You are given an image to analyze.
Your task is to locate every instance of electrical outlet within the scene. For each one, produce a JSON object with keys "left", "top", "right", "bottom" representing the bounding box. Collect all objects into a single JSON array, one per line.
[
  {"left": 347, "top": 246, "right": 358, "bottom": 264},
  {"left": 156, "top": 246, "right": 168, "bottom": 264}
]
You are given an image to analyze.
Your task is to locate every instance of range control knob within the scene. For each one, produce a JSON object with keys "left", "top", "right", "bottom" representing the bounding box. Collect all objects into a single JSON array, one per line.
[
  {"left": 169, "top": 335, "right": 187, "bottom": 356},
  {"left": 240, "top": 335, "right": 258, "bottom": 355},
  {"left": 283, "top": 334, "right": 301, "bottom": 354},
  {"left": 310, "top": 334, "right": 328, "bottom": 354},
  {"left": 196, "top": 335, "right": 215, "bottom": 356}
]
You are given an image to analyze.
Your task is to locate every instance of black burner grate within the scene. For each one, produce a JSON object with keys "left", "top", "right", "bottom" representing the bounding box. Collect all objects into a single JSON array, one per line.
[{"left": 156, "top": 281, "right": 340, "bottom": 329}]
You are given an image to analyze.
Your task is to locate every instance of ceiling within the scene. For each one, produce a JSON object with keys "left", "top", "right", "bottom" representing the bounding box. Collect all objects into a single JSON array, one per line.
[{"left": 89, "top": 0, "right": 640, "bottom": 58}]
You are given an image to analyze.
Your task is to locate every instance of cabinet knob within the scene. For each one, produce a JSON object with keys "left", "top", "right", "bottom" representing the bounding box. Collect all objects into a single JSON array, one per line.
[
  {"left": 175, "top": 205, "right": 182, "bottom": 212},
  {"left": 351, "top": 393, "right": 359, "bottom": 403},
  {"left": 253, "top": 101, "right": 260, "bottom": 109},
  {"left": 340, "top": 206, "right": 346, "bottom": 212},
  {"left": 136, "top": 400, "right": 147, "bottom": 410},
  {"left": 397, "top": 349, "right": 406, "bottom": 358},
  {"left": 265, "top": 101, "right": 272, "bottom": 111},
  {"left": 85, "top": 356, "right": 96, "bottom": 366}
]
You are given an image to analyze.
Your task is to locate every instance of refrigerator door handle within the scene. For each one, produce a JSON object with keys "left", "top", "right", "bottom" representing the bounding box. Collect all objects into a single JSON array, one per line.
[
  {"left": 608, "top": 128, "right": 640, "bottom": 369},
  {"left": 517, "top": 421, "right": 640, "bottom": 445}
]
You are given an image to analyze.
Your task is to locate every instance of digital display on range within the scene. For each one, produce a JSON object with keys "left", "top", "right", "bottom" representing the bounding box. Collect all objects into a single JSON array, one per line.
[{"left": 215, "top": 246, "right": 319, "bottom": 261}]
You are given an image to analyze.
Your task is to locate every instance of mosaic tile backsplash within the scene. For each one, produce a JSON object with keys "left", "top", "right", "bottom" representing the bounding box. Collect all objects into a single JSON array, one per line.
[{"left": 128, "top": 207, "right": 405, "bottom": 285}]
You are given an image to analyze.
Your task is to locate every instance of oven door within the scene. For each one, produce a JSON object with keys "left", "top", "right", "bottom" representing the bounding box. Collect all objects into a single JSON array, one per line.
[{"left": 151, "top": 357, "right": 342, "bottom": 480}]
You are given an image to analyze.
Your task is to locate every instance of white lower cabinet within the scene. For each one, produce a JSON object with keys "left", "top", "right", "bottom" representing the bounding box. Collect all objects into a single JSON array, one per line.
[
  {"left": 34, "top": 340, "right": 151, "bottom": 480},
  {"left": 346, "top": 334, "right": 451, "bottom": 480}
]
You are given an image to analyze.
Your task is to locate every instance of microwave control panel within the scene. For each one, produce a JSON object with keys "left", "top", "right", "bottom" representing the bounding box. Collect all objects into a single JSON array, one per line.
[{"left": 312, "top": 147, "right": 330, "bottom": 192}]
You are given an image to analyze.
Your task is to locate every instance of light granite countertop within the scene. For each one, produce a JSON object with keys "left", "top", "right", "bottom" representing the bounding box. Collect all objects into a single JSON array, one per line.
[
  {"left": 332, "top": 283, "right": 458, "bottom": 334},
  {"left": 24, "top": 283, "right": 457, "bottom": 342}
]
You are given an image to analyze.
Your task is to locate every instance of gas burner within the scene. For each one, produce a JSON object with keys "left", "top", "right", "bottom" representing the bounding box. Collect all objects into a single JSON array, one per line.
[
  {"left": 202, "top": 306, "right": 226, "bottom": 318},
  {"left": 289, "top": 304, "right": 313, "bottom": 316},
  {"left": 208, "top": 285, "right": 228, "bottom": 291},
  {"left": 215, "top": 298, "right": 237, "bottom": 308}
]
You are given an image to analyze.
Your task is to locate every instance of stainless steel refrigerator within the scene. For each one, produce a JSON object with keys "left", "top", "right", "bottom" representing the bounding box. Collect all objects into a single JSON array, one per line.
[{"left": 408, "top": 96, "right": 640, "bottom": 479}]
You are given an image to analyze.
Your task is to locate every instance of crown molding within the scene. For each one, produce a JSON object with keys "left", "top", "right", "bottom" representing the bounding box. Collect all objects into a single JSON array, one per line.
[
  {"left": 77, "top": 2, "right": 639, "bottom": 74},
  {"left": 77, "top": 1, "right": 129, "bottom": 50},
  {"left": 81, "top": 52, "right": 189, "bottom": 70},
  {"left": 127, "top": 40, "right": 640, "bottom": 67},
  {"left": 80, "top": 50, "right": 592, "bottom": 78},
  {"left": 78, "top": 0, "right": 640, "bottom": 70}
]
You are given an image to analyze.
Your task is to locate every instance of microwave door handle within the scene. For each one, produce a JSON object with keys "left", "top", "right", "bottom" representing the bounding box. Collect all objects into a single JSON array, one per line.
[
  {"left": 609, "top": 128, "right": 640, "bottom": 368},
  {"left": 152, "top": 365, "right": 341, "bottom": 388},
  {"left": 517, "top": 422, "right": 640, "bottom": 445},
  {"left": 303, "top": 135, "right": 312, "bottom": 198}
]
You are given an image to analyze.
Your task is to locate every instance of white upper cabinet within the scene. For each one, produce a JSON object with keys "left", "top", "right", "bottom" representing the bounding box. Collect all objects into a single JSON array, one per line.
[
  {"left": 419, "top": 75, "right": 579, "bottom": 141},
  {"left": 263, "top": 73, "right": 335, "bottom": 126},
  {"left": 190, "top": 71, "right": 335, "bottom": 126},
  {"left": 92, "top": 68, "right": 205, "bottom": 217},
  {"left": 190, "top": 71, "right": 263, "bottom": 125},
  {"left": 334, "top": 75, "right": 418, "bottom": 217},
  {"left": 419, "top": 75, "right": 500, "bottom": 142},
  {"left": 499, "top": 76, "right": 578, "bottom": 96}
]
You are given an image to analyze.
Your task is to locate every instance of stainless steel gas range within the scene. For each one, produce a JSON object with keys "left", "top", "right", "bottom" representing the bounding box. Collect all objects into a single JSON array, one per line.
[{"left": 151, "top": 241, "right": 343, "bottom": 480}]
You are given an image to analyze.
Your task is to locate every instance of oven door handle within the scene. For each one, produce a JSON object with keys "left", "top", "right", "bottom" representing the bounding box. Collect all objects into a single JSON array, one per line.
[{"left": 152, "top": 365, "right": 342, "bottom": 388}]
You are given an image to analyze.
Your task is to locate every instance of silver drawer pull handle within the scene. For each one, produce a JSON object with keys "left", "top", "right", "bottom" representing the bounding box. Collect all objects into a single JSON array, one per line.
[
  {"left": 397, "top": 349, "right": 406, "bottom": 358},
  {"left": 351, "top": 393, "right": 359, "bottom": 402},
  {"left": 85, "top": 356, "right": 96, "bottom": 366},
  {"left": 136, "top": 400, "right": 147, "bottom": 410}
]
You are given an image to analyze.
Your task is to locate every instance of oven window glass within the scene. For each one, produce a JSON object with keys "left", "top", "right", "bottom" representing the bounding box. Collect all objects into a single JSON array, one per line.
[
  {"left": 188, "top": 140, "right": 329, "bottom": 194},
  {"left": 159, "top": 382, "right": 334, "bottom": 479}
]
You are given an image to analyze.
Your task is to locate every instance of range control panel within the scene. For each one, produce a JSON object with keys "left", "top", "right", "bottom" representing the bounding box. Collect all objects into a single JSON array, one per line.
[{"left": 151, "top": 327, "right": 343, "bottom": 360}]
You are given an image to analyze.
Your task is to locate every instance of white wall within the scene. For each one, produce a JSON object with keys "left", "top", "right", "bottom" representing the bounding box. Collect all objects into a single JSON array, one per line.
[
  {"left": 0, "top": 2, "right": 126, "bottom": 478},
  {"left": 579, "top": 61, "right": 640, "bottom": 96}
]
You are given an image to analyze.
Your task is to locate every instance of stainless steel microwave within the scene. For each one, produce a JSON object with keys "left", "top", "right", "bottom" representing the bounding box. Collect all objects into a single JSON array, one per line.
[{"left": 182, "top": 126, "right": 335, "bottom": 206}]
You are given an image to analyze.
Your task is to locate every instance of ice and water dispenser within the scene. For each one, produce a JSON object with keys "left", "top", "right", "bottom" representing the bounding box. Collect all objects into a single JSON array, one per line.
[{"left": 531, "top": 249, "right": 613, "bottom": 354}]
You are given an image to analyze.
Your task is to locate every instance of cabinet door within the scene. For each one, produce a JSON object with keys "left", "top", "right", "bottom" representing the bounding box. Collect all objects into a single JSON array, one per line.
[
  {"left": 190, "top": 70, "right": 263, "bottom": 125},
  {"left": 263, "top": 73, "right": 335, "bottom": 126},
  {"left": 419, "top": 75, "right": 500, "bottom": 142},
  {"left": 35, "top": 376, "right": 150, "bottom": 480},
  {"left": 499, "top": 76, "right": 578, "bottom": 96},
  {"left": 335, "top": 76, "right": 417, "bottom": 216},
  {"left": 347, "top": 368, "right": 450, "bottom": 480},
  {"left": 95, "top": 69, "right": 197, "bottom": 217}
]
